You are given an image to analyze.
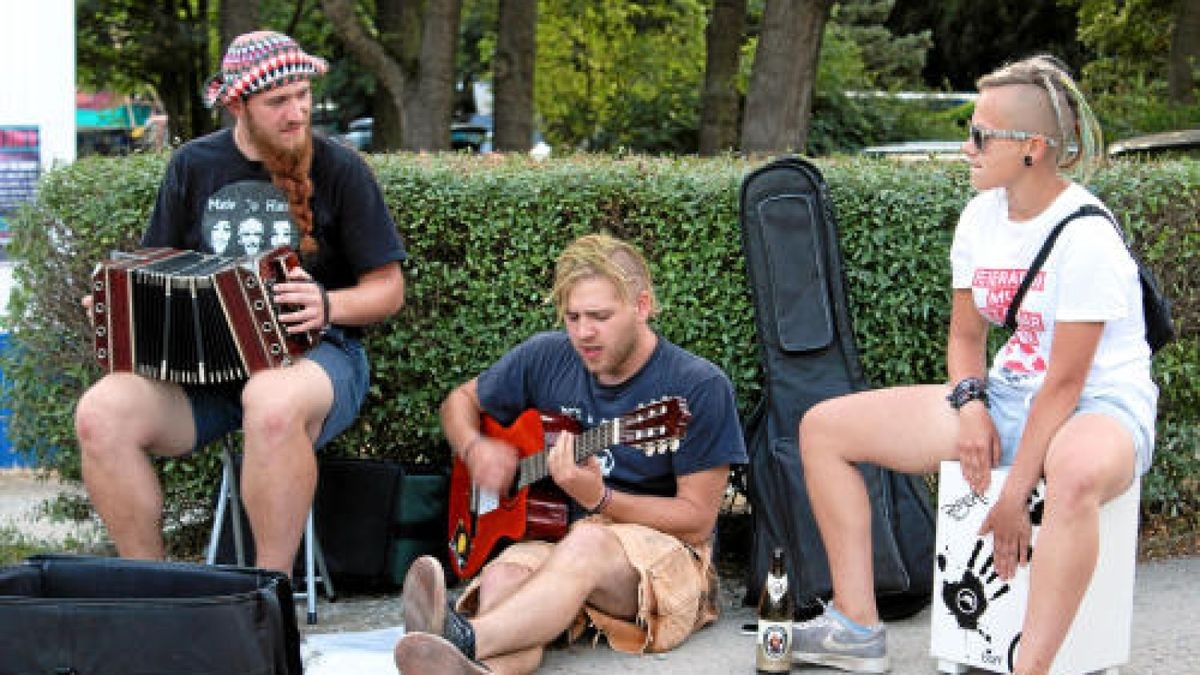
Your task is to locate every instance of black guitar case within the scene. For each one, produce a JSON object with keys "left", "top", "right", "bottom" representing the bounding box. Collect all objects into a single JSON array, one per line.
[{"left": 740, "top": 156, "right": 934, "bottom": 620}]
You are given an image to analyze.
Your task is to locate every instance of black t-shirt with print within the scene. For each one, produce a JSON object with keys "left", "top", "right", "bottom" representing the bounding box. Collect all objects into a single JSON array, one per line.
[{"left": 142, "top": 128, "right": 406, "bottom": 292}]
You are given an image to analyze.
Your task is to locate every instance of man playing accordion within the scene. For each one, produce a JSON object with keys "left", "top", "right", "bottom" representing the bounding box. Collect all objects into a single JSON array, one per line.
[{"left": 75, "top": 31, "right": 407, "bottom": 574}]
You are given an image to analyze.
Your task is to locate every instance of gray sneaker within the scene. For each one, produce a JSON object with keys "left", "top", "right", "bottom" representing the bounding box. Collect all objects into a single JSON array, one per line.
[{"left": 792, "top": 604, "right": 890, "bottom": 673}]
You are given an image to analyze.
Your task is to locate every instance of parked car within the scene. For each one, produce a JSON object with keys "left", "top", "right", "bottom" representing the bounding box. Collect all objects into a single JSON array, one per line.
[
  {"left": 859, "top": 140, "right": 966, "bottom": 161},
  {"left": 337, "top": 117, "right": 374, "bottom": 151},
  {"left": 1108, "top": 129, "right": 1200, "bottom": 159},
  {"left": 335, "top": 114, "right": 550, "bottom": 158}
]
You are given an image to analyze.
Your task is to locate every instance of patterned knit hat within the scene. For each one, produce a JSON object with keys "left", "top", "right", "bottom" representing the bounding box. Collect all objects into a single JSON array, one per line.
[{"left": 203, "top": 31, "right": 328, "bottom": 109}]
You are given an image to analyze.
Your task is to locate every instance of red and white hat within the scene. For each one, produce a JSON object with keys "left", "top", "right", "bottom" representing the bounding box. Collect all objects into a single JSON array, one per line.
[{"left": 203, "top": 31, "right": 328, "bottom": 109}]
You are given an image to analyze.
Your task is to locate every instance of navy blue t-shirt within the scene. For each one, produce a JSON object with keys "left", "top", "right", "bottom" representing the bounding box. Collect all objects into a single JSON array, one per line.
[
  {"left": 476, "top": 331, "right": 748, "bottom": 501},
  {"left": 142, "top": 129, "right": 406, "bottom": 293}
]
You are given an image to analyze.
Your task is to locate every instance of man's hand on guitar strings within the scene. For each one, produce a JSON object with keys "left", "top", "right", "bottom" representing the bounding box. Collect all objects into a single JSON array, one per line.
[
  {"left": 548, "top": 432, "right": 606, "bottom": 510},
  {"left": 467, "top": 436, "right": 520, "bottom": 494}
]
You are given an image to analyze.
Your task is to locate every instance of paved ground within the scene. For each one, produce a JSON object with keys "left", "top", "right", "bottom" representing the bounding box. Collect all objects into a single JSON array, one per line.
[
  {"left": 4, "top": 470, "right": 1197, "bottom": 674},
  {"left": 301, "top": 555, "right": 1199, "bottom": 674}
]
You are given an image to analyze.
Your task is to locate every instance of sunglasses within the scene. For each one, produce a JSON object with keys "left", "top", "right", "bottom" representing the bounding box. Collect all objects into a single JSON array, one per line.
[{"left": 969, "top": 124, "right": 1058, "bottom": 152}]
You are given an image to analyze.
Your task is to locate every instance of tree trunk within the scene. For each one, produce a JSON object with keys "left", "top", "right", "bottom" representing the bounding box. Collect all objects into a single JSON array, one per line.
[
  {"left": 740, "top": 0, "right": 834, "bottom": 155},
  {"left": 217, "top": 1, "right": 259, "bottom": 128},
  {"left": 405, "top": 0, "right": 463, "bottom": 151},
  {"left": 218, "top": 1, "right": 258, "bottom": 48},
  {"left": 374, "top": 0, "right": 423, "bottom": 151},
  {"left": 1169, "top": 0, "right": 1200, "bottom": 104},
  {"left": 698, "top": 0, "right": 747, "bottom": 156},
  {"left": 493, "top": 0, "right": 537, "bottom": 152},
  {"left": 321, "top": 0, "right": 411, "bottom": 150}
]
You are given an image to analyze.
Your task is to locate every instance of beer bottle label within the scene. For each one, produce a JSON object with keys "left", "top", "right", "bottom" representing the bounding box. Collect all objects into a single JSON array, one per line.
[
  {"left": 766, "top": 574, "right": 788, "bottom": 603},
  {"left": 756, "top": 619, "right": 792, "bottom": 671}
]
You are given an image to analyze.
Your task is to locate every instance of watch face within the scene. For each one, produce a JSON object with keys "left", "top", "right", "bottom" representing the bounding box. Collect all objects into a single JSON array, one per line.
[{"left": 201, "top": 180, "right": 298, "bottom": 257}]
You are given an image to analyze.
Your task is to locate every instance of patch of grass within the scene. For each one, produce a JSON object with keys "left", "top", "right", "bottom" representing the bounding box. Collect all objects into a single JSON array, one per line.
[
  {"left": 1139, "top": 512, "right": 1200, "bottom": 561},
  {"left": 0, "top": 526, "right": 59, "bottom": 566}
]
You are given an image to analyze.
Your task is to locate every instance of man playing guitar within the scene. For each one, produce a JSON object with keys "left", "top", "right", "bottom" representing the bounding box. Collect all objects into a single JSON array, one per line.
[{"left": 395, "top": 233, "right": 748, "bottom": 674}]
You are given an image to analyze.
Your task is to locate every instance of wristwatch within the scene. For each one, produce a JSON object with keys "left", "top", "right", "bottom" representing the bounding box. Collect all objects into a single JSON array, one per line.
[{"left": 947, "top": 377, "right": 988, "bottom": 410}]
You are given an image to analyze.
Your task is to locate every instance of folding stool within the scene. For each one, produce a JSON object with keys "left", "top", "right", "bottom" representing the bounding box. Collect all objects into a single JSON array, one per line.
[{"left": 205, "top": 435, "right": 336, "bottom": 624}]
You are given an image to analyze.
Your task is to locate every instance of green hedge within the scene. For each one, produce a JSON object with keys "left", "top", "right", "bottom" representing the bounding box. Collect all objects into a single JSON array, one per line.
[{"left": 4, "top": 153, "right": 1197, "bottom": 543}]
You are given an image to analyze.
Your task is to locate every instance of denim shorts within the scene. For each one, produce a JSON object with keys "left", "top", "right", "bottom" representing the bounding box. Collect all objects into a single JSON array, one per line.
[
  {"left": 186, "top": 326, "right": 369, "bottom": 453},
  {"left": 987, "top": 377, "right": 1154, "bottom": 475}
]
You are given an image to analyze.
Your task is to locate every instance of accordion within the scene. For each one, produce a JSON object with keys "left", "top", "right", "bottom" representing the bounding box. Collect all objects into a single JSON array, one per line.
[{"left": 91, "top": 246, "right": 319, "bottom": 384}]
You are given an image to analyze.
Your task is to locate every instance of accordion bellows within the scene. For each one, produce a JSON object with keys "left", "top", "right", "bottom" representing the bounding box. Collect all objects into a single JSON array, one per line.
[{"left": 91, "top": 246, "right": 318, "bottom": 384}]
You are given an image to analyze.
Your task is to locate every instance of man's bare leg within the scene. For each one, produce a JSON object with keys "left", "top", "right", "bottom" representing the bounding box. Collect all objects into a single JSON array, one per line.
[
  {"left": 77, "top": 373, "right": 195, "bottom": 559},
  {"left": 238, "top": 361, "right": 330, "bottom": 573}
]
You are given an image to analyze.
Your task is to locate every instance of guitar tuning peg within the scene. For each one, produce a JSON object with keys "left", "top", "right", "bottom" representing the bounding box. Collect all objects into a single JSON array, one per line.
[{"left": 670, "top": 439, "right": 680, "bottom": 451}]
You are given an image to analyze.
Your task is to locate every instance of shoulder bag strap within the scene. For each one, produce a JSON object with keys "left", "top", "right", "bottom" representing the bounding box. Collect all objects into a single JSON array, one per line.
[{"left": 1003, "top": 205, "right": 1111, "bottom": 331}]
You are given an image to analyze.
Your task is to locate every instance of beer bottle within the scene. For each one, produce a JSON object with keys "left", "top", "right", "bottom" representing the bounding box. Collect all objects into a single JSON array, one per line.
[{"left": 756, "top": 547, "right": 793, "bottom": 673}]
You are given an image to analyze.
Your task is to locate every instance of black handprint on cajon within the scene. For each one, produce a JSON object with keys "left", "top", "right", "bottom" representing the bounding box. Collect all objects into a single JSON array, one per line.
[
  {"left": 939, "top": 538, "right": 1012, "bottom": 633},
  {"left": 937, "top": 485, "right": 1046, "bottom": 635}
]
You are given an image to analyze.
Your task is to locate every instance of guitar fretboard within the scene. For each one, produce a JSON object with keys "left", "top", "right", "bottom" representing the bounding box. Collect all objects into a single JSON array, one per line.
[{"left": 514, "top": 418, "right": 618, "bottom": 489}]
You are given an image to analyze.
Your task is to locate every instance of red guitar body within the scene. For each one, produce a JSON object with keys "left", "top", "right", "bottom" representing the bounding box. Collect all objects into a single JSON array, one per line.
[
  {"left": 445, "top": 397, "right": 690, "bottom": 581},
  {"left": 446, "top": 410, "right": 574, "bottom": 580}
]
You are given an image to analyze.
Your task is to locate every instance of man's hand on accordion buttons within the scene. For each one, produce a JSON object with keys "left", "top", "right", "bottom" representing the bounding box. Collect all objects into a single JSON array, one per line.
[
  {"left": 273, "top": 267, "right": 330, "bottom": 334},
  {"left": 81, "top": 295, "right": 96, "bottom": 328}
]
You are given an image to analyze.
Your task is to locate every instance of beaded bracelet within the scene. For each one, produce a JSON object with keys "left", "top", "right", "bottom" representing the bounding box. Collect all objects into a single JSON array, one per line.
[
  {"left": 947, "top": 376, "right": 988, "bottom": 410},
  {"left": 588, "top": 486, "right": 613, "bottom": 515}
]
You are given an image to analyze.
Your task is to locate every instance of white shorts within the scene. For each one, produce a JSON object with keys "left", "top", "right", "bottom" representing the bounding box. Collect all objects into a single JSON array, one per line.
[{"left": 986, "top": 378, "right": 1154, "bottom": 476}]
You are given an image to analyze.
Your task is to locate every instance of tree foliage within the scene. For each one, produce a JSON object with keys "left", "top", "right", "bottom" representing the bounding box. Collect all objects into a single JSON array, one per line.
[
  {"left": 887, "top": 0, "right": 1085, "bottom": 90},
  {"left": 1066, "top": 0, "right": 1200, "bottom": 137},
  {"left": 534, "top": 0, "right": 708, "bottom": 152},
  {"left": 76, "top": 0, "right": 212, "bottom": 142},
  {"left": 833, "top": 0, "right": 931, "bottom": 88}
]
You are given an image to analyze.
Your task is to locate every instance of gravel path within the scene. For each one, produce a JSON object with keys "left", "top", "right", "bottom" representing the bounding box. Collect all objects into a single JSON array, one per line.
[{"left": 0, "top": 469, "right": 105, "bottom": 546}]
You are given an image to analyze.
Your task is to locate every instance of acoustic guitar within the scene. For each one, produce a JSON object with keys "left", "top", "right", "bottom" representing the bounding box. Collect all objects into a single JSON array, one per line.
[{"left": 447, "top": 397, "right": 691, "bottom": 580}]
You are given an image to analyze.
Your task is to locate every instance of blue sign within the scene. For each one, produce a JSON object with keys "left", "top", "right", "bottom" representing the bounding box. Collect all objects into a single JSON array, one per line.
[{"left": 0, "top": 126, "right": 40, "bottom": 247}]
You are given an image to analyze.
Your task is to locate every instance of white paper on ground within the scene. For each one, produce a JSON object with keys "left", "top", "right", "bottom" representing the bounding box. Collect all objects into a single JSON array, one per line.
[{"left": 302, "top": 626, "right": 405, "bottom": 674}]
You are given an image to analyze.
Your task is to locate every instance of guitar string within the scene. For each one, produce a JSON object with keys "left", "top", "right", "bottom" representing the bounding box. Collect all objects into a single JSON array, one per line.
[{"left": 516, "top": 420, "right": 610, "bottom": 489}]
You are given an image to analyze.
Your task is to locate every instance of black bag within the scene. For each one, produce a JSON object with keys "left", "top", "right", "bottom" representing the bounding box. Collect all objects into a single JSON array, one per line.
[
  {"left": 214, "top": 455, "right": 449, "bottom": 591},
  {"left": 739, "top": 156, "right": 935, "bottom": 621},
  {"left": 1004, "top": 204, "right": 1175, "bottom": 354},
  {"left": 0, "top": 554, "right": 301, "bottom": 675},
  {"left": 312, "top": 457, "right": 449, "bottom": 590}
]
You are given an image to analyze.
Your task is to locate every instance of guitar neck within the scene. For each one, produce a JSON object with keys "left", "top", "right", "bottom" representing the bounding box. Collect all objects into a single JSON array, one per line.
[{"left": 515, "top": 419, "right": 616, "bottom": 490}]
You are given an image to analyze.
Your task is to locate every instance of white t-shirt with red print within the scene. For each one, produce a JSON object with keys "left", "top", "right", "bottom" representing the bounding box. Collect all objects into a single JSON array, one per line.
[{"left": 950, "top": 183, "right": 1156, "bottom": 435}]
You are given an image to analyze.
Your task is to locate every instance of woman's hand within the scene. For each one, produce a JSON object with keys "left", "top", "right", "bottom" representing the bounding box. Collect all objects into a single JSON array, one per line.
[
  {"left": 955, "top": 402, "right": 1000, "bottom": 494},
  {"left": 979, "top": 490, "right": 1032, "bottom": 580},
  {"left": 547, "top": 432, "right": 606, "bottom": 511}
]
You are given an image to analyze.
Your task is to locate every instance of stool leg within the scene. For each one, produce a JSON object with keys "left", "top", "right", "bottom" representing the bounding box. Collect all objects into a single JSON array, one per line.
[
  {"left": 312, "top": 528, "right": 337, "bottom": 602},
  {"left": 222, "top": 442, "right": 247, "bottom": 566},
  {"left": 305, "top": 511, "right": 317, "bottom": 625},
  {"left": 206, "top": 441, "right": 246, "bottom": 566},
  {"left": 206, "top": 460, "right": 230, "bottom": 565}
]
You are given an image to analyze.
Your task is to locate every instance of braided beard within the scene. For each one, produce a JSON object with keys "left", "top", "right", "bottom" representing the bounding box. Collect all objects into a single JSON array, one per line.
[{"left": 243, "top": 109, "right": 319, "bottom": 255}]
